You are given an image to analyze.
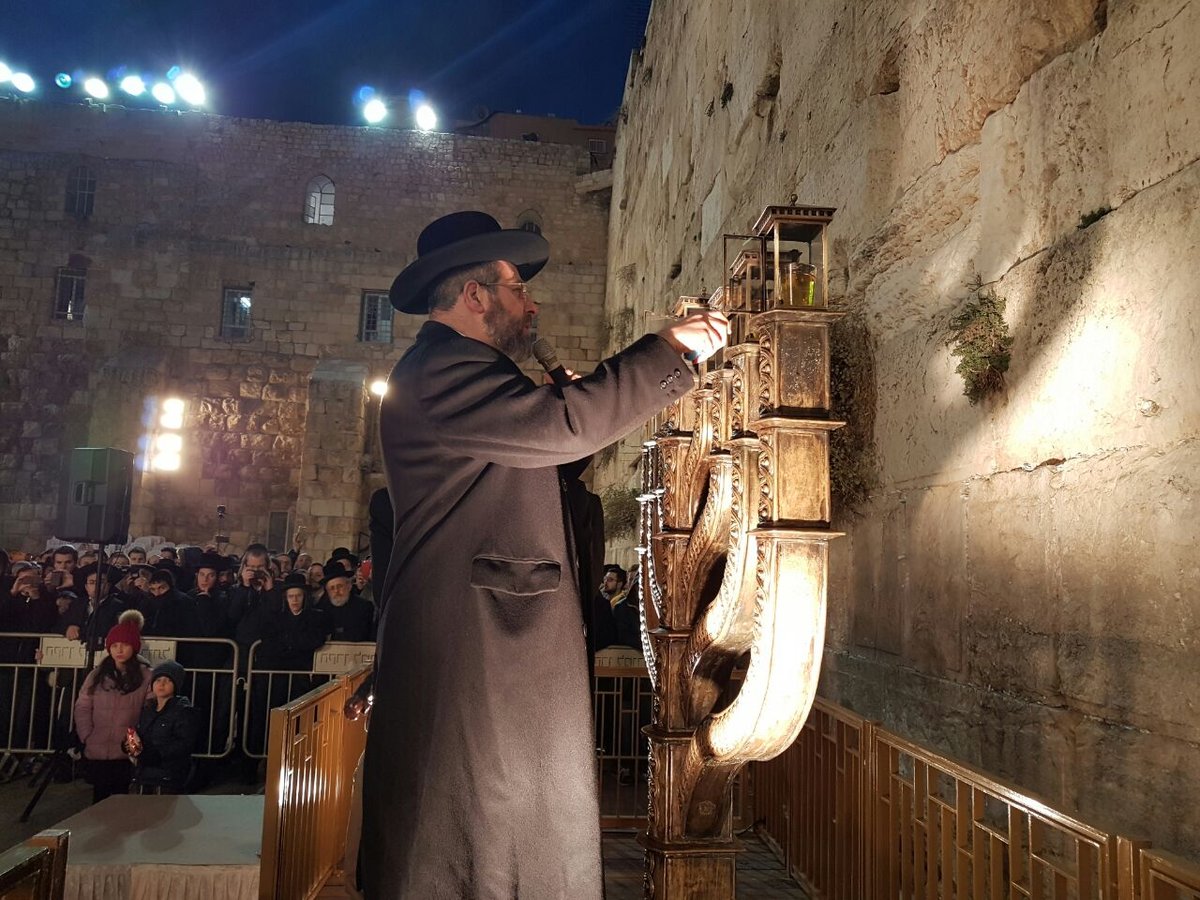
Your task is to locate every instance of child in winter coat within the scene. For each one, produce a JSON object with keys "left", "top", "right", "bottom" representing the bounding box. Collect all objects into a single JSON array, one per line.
[
  {"left": 124, "top": 658, "right": 200, "bottom": 793},
  {"left": 73, "top": 609, "right": 153, "bottom": 802}
]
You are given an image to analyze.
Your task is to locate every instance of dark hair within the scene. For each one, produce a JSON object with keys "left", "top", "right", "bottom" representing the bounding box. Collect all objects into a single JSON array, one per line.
[
  {"left": 52, "top": 545, "right": 79, "bottom": 563},
  {"left": 428, "top": 262, "right": 500, "bottom": 312},
  {"left": 149, "top": 569, "right": 175, "bottom": 589},
  {"left": 88, "top": 655, "right": 146, "bottom": 695},
  {"left": 603, "top": 564, "right": 628, "bottom": 585}
]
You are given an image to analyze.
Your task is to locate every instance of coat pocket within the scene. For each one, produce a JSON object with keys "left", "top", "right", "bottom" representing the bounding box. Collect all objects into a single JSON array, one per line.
[{"left": 470, "top": 555, "right": 561, "bottom": 596}]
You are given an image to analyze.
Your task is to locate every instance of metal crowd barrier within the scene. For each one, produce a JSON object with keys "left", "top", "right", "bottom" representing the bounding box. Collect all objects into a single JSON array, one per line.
[
  {"left": 751, "top": 696, "right": 1200, "bottom": 900},
  {"left": 593, "top": 646, "right": 746, "bottom": 829},
  {"left": 0, "top": 632, "right": 240, "bottom": 760}
]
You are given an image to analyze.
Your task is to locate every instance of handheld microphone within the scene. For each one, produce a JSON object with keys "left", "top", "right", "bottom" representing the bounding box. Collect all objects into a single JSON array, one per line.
[{"left": 532, "top": 338, "right": 571, "bottom": 387}]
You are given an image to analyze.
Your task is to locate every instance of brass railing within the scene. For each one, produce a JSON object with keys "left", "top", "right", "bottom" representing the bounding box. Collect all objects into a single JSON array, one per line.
[
  {"left": 752, "top": 697, "right": 1200, "bottom": 900},
  {"left": 0, "top": 829, "right": 68, "bottom": 899},
  {"left": 259, "top": 665, "right": 370, "bottom": 900}
]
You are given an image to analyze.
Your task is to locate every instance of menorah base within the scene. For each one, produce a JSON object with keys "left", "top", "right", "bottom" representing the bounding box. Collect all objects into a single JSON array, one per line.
[{"left": 639, "top": 834, "right": 741, "bottom": 899}]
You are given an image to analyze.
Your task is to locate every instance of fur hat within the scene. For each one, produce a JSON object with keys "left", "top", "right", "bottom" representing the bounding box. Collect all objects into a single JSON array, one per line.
[
  {"left": 389, "top": 211, "right": 549, "bottom": 314},
  {"left": 105, "top": 609, "right": 145, "bottom": 655}
]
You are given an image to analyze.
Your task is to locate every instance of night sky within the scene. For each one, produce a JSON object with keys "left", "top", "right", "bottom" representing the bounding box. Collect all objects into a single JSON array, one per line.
[{"left": 3, "top": 0, "right": 651, "bottom": 126}]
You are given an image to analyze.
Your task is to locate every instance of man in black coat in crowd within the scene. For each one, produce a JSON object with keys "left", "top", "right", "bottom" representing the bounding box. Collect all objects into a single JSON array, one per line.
[
  {"left": 315, "top": 565, "right": 374, "bottom": 643},
  {"left": 360, "top": 210, "right": 727, "bottom": 899}
]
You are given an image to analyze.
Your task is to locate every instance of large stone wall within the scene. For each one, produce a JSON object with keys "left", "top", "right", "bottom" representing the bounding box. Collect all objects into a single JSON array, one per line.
[
  {"left": 605, "top": 0, "right": 1200, "bottom": 857},
  {"left": 0, "top": 102, "right": 610, "bottom": 553}
]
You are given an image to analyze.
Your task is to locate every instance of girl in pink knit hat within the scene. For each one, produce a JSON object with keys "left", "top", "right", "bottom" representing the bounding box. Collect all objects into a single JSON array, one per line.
[{"left": 73, "top": 609, "right": 153, "bottom": 803}]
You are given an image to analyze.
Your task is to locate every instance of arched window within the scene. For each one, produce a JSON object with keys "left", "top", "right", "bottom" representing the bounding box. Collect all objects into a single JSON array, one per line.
[
  {"left": 516, "top": 209, "right": 543, "bottom": 236},
  {"left": 65, "top": 165, "right": 96, "bottom": 218},
  {"left": 304, "top": 175, "right": 335, "bottom": 225}
]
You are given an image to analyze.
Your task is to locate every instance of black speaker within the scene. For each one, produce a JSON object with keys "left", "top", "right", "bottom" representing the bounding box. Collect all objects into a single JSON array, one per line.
[{"left": 60, "top": 447, "right": 135, "bottom": 544}]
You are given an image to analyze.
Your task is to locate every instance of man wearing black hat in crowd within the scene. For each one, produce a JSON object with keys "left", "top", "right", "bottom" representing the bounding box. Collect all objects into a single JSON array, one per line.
[
  {"left": 360, "top": 210, "right": 728, "bottom": 899},
  {"left": 316, "top": 563, "right": 374, "bottom": 643}
]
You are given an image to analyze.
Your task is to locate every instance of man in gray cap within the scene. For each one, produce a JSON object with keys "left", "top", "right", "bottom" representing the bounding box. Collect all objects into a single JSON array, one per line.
[{"left": 361, "top": 210, "right": 727, "bottom": 899}]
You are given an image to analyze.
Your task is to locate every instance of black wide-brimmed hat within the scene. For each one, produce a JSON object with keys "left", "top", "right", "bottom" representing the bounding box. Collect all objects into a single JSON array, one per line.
[
  {"left": 389, "top": 211, "right": 549, "bottom": 314},
  {"left": 192, "top": 551, "right": 232, "bottom": 573}
]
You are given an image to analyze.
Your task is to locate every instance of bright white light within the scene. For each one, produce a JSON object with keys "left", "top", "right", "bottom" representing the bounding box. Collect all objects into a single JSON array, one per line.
[
  {"left": 83, "top": 77, "right": 110, "bottom": 100},
  {"left": 11, "top": 72, "right": 35, "bottom": 93},
  {"left": 0, "top": 63, "right": 11, "bottom": 83},
  {"left": 120, "top": 75, "right": 146, "bottom": 96},
  {"left": 155, "top": 433, "right": 183, "bottom": 453},
  {"left": 151, "top": 82, "right": 176, "bottom": 104},
  {"left": 414, "top": 103, "right": 437, "bottom": 131},
  {"left": 151, "top": 453, "right": 181, "bottom": 472},
  {"left": 160, "top": 398, "right": 185, "bottom": 429},
  {"left": 363, "top": 98, "right": 387, "bottom": 124},
  {"left": 370, "top": 380, "right": 389, "bottom": 397},
  {"left": 174, "top": 72, "right": 205, "bottom": 105},
  {"left": 238, "top": 296, "right": 252, "bottom": 309}
]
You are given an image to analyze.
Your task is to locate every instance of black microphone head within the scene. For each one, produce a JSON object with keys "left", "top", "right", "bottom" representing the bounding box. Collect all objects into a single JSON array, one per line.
[{"left": 532, "top": 338, "right": 560, "bottom": 372}]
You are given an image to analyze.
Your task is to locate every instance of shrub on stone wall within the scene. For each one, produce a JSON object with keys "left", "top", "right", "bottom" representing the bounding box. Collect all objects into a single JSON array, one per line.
[
  {"left": 830, "top": 316, "right": 879, "bottom": 516},
  {"left": 947, "top": 283, "right": 1014, "bottom": 405}
]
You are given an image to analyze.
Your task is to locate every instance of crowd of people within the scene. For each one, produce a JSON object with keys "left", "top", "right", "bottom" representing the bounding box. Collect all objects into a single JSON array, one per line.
[
  {"left": 0, "top": 540, "right": 378, "bottom": 659},
  {"left": 0, "top": 538, "right": 380, "bottom": 799}
]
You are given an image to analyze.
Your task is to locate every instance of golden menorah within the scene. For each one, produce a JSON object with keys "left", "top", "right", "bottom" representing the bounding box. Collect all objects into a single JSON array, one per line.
[{"left": 636, "top": 204, "right": 843, "bottom": 897}]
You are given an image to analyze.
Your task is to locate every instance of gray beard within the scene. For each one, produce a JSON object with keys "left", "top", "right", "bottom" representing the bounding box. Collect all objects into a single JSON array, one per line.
[{"left": 483, "top": 300, "right": 533, "bottom": 362}]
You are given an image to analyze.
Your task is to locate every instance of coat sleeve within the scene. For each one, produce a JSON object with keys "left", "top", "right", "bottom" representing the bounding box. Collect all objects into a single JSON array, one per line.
[
  {"left": 409, "top": 333, "right": 693, "bottom": 469},
  {"left": 73, "top": 671, "right": 96, "bottom": 744}
]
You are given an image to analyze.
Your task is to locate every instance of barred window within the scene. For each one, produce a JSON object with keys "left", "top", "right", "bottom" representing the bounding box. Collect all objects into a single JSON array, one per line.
[
  {"left": 54, "top": 267, "right": 87, "bottom": 321},
  {"left": 588, "top": 139, "right": 607, "bottom": 154},
  {"left": 304, "top": 175, "right": 335, "bottom": 225},
  {"left": 359, "top": 291, "right": 393, "bottom": 343},
  {"left": 516, "top": 209, "right": 542, "bottom": 236},
  {"left": 220, "top": 287, "right": 253, "bottom": 340},
  {"left": 65, "top": 166, "right": 96, "bottom": 218}
]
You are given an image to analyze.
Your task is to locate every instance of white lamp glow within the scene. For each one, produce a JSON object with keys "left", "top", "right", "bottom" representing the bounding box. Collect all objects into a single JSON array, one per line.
[
  {"left": 370, "top": 379, "right": 389, "bottom": 397},
  {"left": 414, "top": 103, "right": 437, "bottom": 131},
  {"left": 120, "top": 75, "right": 146, "bottom": 96},
  {"left": 363, "top": 98, "right": 388, "bottom": 124},
  {"left": 174, "top": 72, "right": 205, "bottom": 105},
  {"left": 83, "top": 77, "right": 110, "bottom": 100},
  {"left": 151, "top": 82, "right": 176, "bottom": 104}
]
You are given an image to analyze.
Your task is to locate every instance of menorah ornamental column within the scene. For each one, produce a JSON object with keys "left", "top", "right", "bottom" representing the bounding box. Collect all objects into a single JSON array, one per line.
[{"left": 637, "top": 203, "right": 844, "bottom": 899}]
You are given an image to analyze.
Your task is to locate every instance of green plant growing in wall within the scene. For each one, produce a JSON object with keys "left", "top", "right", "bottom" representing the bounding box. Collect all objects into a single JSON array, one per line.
[
  {"left": 600, "top": 485, "right": 641, "bottom": 541},
  {"left": 829, "top": 316, "right": 879, "bottom": 515},
  {"left": 946, "top": 284, "right": 1014, "bottom": 405}
]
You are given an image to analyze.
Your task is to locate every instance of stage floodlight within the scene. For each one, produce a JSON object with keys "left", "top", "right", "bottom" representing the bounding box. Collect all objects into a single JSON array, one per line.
[
  {"left": 160, "top": 398, "right": 185, "bottom": 429},
  {"left": 120, "top": 75, "right": 146, "bottom": 96},
  {"left": 151, "top": 82, "right": 176, "bottom": 104},
  {"left": 0, "top": 62, "right": 11, "bottom": 83},
  {"left": 370, "top": 379, "right": 389, "bottom": 397},
  {"left": 415, "top": 103, "right": 437, "bottom": 132},
  {"left": 10, "top": 72, "right": 35, "bottom": 93},
  {"left": 174, "top": 72, "right": 205, "bottom": 106},
  {"left": 83, "top": 77, "right": 110, "bottom": 100},
  {"left": 55, "top": 73, "right": 72, "bottom": 89},
  {"left": 363, "top": 98, "right": 388, "bottom": 124}
]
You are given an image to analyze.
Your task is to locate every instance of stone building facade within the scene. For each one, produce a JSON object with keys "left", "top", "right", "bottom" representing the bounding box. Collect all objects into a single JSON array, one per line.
[
  {"left": 0, "top": 101, "right": 611, "bottom": 559},
  {"left": 603, "top": 0, "right": 1199, "bottom": 859}
]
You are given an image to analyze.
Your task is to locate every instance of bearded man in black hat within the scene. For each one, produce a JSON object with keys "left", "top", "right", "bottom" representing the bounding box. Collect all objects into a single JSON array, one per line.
[{"left": 360, "top": 210, "right": 728, "bottom": 899}]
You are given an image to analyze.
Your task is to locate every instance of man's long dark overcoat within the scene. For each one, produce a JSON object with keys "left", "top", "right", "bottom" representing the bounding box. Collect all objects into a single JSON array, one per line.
[{"left": 361, "top": 321, "right": 693, "bottom": 899}]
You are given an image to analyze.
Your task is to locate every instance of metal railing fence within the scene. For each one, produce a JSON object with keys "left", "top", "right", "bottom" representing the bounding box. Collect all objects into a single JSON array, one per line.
[{"left": 0, "top": 632, "right": 240, "bottom": 759}]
